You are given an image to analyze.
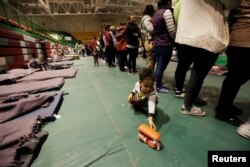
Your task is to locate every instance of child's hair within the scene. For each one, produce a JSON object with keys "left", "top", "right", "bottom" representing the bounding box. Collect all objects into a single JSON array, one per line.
[{"left": 139, "top": 68, "right": 155, "bottom": 82}]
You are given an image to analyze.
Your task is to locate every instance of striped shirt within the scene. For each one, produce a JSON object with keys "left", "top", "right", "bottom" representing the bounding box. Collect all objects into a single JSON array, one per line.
[{"left": 163, "top": 9, "right": 176, "bottom": 39}]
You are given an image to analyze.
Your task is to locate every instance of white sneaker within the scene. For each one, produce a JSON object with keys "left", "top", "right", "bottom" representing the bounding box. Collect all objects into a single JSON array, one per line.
[
  {"left": 237, "top": 123, "right": 250, "bottom": 140},
  {"left": 181, "top": 105, "right": 205, "bottom": 116}
]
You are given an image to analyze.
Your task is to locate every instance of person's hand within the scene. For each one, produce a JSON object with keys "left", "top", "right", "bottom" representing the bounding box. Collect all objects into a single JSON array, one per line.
[
  {"left": 148, "top": 116, "right": 156, "bottom": 130},
  {"left": 128, "top": 93, "right": 133, "bottom": 103}
]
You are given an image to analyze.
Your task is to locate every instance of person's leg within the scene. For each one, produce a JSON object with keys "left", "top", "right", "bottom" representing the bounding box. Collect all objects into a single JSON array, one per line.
[
  {"left": 118, "top": 51, "right": 125, "bottom": 71},
  {"left": 96, "top": 55, "right": 99, "bottom": 66},
  {"left": 127, "top": 48, "right": 133, "bottom": 73},
  {"left": 102, "top": 48, "right": 106, "bottom": 62},
  {"left": 125, "top": 51, "right": 128, "bottom": 67},
  {"left": 216, "top": 46, "right": 250, "bottom": 124},
  {"left": 175, "top": 44, "right": 194, "bottom": 93},
  {"left": 184, "top": 47, "right": 218, "bottom": 111},
  {"left": 121, "top": 50, "right": 128, "bottom": 71},
  {"left": 106, "top": 46, "right": 113, "bottom": 67},
  {"left": 112, "top": 49, "right": 117, "bottom": 65},
  {"left": 117, "top": 51, "right": 122, "bottom": 70},
  {"left": 154, "top": 46, "right": 172, "bottom": 91},
  {"left": 131, "top": 48, "right": 138, "bottom": 73}
]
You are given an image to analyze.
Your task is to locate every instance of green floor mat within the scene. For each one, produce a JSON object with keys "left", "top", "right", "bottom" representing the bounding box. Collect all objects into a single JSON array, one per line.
[
  {"left": 31, "top": 57, "right": 250, "bottom": 167},
  {"left": 215, "top": 54, "right": 227, "bottom": 66}
]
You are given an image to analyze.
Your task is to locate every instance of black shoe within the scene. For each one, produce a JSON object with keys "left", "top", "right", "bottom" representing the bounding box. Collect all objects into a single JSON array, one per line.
[
  {"left": 231, "top": 105, "right": 243, "bottom": 115},
  {"left": 215, "top": 115, "right": 243, "bottom": 127},
  {"left": 194, "top": 97, "right": 207, "bottom": 106}
]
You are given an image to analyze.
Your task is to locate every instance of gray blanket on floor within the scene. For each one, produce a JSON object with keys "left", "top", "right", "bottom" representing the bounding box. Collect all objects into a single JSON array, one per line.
[
  {"left": 17, "top": 68, "right": 77, "bottom": 82},
  {"left": 0, "top": 93, "right": 55, "bottom": 123},
  {"left": 0, "top": 77, "right": 64, "bottom": 97}
]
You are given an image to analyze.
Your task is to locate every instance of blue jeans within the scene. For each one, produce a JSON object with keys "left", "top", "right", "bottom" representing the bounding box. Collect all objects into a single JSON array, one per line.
[{"left": 154, "top": 46, "right": 173, "bottom": 88}]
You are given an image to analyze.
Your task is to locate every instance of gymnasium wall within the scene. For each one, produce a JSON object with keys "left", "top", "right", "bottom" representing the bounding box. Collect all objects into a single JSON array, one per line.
[
  {"left": 32, "top": 14, "right": 142, "bottom": 41},
  {"left": 32, "top": 15, "right": 129, "bottom": 32}
]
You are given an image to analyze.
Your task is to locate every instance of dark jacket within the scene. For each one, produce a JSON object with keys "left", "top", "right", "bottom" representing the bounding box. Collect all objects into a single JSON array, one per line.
[{"left": 126, "top": 22, "right": 141, "bottom": 48}]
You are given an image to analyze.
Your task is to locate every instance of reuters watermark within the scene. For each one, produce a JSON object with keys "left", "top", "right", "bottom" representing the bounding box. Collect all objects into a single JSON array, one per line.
[{"left": 208, "top": 151, "right": 250, "bottom": 167}]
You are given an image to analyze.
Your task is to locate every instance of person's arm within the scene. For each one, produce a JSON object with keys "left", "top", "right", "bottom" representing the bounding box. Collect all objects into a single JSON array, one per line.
[
  {"left": 148, "top": 116, "right": 156, "bottom": 130},
  {"left": 128, "top": 82, "right": 139, "bottom": 102},
  {"left": 110, "top": 31, "right": 117, "bottom": 48},
  {"left": 147, "top": 91, "right": 157, "bottom": 130},
  {"left": 115, "top": 31, "right": 123, "bottom": 38},
  {"left": 144, "top": 16, "right": 154, "bottom": 33},
  {"left": 163, "top": 9, "right": 176, "bottom": 39},
  {"left": 134, "top": 25, "right": 142, "bottom": 39}
]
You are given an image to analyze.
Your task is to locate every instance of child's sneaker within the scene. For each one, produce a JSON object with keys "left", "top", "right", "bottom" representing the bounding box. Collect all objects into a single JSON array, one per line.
[
  {"left": 181, "top": 104, "right": 205, "bottom": 116},
  {"left": 237, "top": 123, "right": 250, "bottom": 139},
  {"left": 157, "top": 87, "right": 169, "bottom": 93}
]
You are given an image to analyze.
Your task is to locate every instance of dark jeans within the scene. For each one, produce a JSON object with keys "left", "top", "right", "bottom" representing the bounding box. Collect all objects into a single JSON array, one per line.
[
  {"left": 176, "top": 44, "right": 218, "bottom": 110},
  {"left": 127, "top": 48, "right": 138, "bottom": 72},
  {"left": 216, "top": 46, "right": 250, "bottom": 115},
  {"left": 106, "top": 46, "right": 115, "bottom": 66},
  {"left": 154, "top": 46, "right": 173, "bottom": 88},
  {"left": 117, "top": 50, "right": 128, "bottom": 71}
]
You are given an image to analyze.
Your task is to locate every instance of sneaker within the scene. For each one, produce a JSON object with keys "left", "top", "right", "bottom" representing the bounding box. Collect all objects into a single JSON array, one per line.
[
  {"left": 157, "top": 87, "right": 169, "bottom": 93},
  {"left": 237, "top": 123, "right": 250, "bottom": 139},
  {"left": 215, "top": 108, "right": 243, "bottom": 126},
  {"left": 181, "top": 104, "right": 205, "bottom": 116},
  {"left": 231, "top": 105, "right": 243, "bottom": 115},
  {"left": 175, "top": 90, "right": 185, "bottom": 98}
]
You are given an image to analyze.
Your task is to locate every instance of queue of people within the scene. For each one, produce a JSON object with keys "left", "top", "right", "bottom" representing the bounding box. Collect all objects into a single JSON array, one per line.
[{"left": 80, "top": 0, "right": 250, "bottom": 139}]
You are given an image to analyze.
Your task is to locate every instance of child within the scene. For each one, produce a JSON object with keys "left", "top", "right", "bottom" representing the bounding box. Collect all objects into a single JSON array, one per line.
[
  {"left": 91, "top": 36, "right": 99, "bottom": 66},
  {"left": 128, "top": 68, "right": 158, "bottom": 130}
]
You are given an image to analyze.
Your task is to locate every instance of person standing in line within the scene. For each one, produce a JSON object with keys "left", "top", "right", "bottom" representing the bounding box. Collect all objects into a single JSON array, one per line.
[
  {"left": 152, "top": 0, "right": 176, "bottom": 93},
  {"left": 216, "top": 0, "right": 249, "bottom": 131},
  {"left": 140, "top": 4, "right": 155, "bottom": 71},
  {"left": 116, "top": 23, "right": 128, "bottom": 72},
  {"left": 174, "top": 0, "right": 240, "bottom": 116},
  {"left": 126, "top": 15, "right": 141, "bottom": 74},
  {"left": 110, "top": 26, "right": 117, "bottom": 65},
  {"left": 100, "top": 25, "right": 106, "bottom": 63},
  {"left": 104, "top": 24, "right": 115, "bottom": 67},
  {"left": 90, "top": 36, "right": 99, "bottom": 66},
  {"left": 173, "top": 0, "right": 210, "bottom": 106}
]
